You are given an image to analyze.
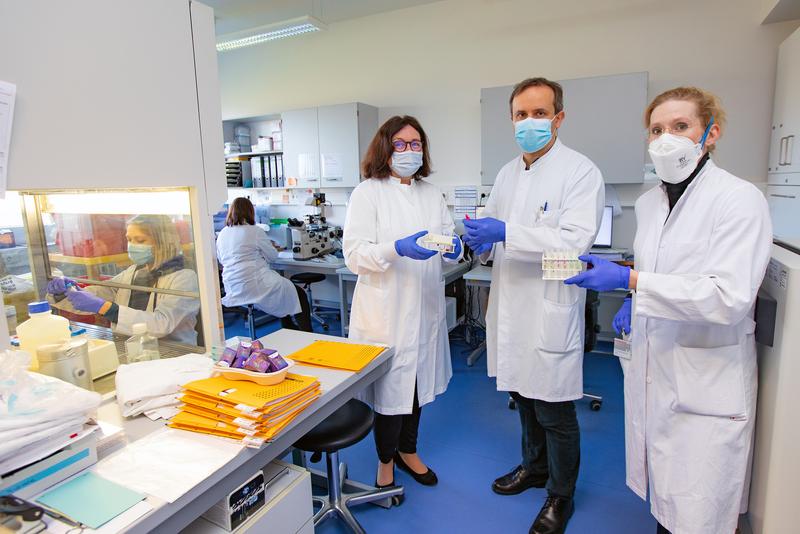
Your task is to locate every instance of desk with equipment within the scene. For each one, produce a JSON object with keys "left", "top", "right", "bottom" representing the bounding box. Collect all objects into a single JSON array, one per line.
[{"left": 2, "top": 329, "right": 393, "bottom": 534}]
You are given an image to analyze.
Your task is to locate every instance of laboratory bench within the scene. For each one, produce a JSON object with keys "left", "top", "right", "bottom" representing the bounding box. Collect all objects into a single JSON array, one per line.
[
  {"left": 336, "top": 261, "right": 471, "bottom": 337},
  {"left": 81, "top": 323, "right": 205, "bottom": 395},
  {"left": 92, "top": 328, "right": 393, "bottom": 534}
]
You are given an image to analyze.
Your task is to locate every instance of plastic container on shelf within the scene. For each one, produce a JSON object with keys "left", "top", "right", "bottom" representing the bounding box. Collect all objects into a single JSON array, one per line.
[
  {"left": 124, "top": 322, "right": 160, "bottom": 363},
  {"left": 16, "top": 301, "right": 71, "bottom": 371}
]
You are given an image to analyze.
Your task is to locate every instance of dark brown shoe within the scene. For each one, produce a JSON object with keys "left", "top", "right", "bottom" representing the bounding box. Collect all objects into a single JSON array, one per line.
[
  {"left": 492, "top": 465, "right": 548, "bottom": 495},
  {"left": 529, "top": 496, "right": 574, "bottom": 534}
]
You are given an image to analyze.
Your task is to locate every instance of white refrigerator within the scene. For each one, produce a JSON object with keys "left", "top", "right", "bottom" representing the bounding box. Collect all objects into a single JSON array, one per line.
[{"left": 748, "top": 238, "right": 800, "bottom": 534}]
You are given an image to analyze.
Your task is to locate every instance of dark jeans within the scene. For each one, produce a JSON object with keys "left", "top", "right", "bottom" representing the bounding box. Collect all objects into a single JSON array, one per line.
[
  {"left": 280, "top": 284, "right": 312, "bottom": 332},
  {"left": 656, "top": 523, "right": 670, "bottom": 534},
  {"left": 373, "top": 386, "right": 422, "bottom": 464},
  {"left": 510, "top": 391, "right": 580, "bottom": 498}
]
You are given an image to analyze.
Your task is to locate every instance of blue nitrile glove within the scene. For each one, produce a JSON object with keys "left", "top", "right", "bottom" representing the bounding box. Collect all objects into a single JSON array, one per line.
[
  {"left": 46, "top": 277, "right": 76, "bottom": 295},
  {"left": 463, "top": 217, "right": 506, "bottom": 249},
  {"left": 613, "top": 297, "right": 632, "bottom": 335},
  {"left": 471, "top": 242, "right": 493, "bottom": 256},
  {"left": 395, "top": 231, "right": 438, "bottom": 260},
  {"left": 564, "top": 254, "right": 631, "bottom": 291},
  {"left": 443, "top": 236, "right": 462, "bottom": 260},
  {"left": 66, "top": 288, "right": 106, "bottom": 313}
]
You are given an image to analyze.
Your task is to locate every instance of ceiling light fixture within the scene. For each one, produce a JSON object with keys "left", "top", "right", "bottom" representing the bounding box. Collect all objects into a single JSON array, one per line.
[{"left": 216, "top": 16, "right": 326, "bottom": 52}]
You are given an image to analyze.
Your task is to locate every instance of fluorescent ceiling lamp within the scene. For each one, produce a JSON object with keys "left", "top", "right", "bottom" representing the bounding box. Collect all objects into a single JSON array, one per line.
[{"left": 216, "top": 16, "right": 326, "bottom": 52}]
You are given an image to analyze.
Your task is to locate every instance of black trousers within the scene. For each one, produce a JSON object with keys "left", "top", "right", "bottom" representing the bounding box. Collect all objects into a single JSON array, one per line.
[
  {"left": 373, "top": 387, "right": 422, "bottom": 464},
  {"left": 280, "top": 284, "right": 312, "bottom": 332},
  {"left": 511, "top": 391, "right": 581, "bottom": 498},
  {"left": 656, "top": 523, "right": 670, "bottom": 534}
]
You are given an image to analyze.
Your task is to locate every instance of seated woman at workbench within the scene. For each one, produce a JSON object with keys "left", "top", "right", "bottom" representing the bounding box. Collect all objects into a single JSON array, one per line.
[
  {"left": 216, "top": 197, "right": 311, "bottom": 332},
  {"left": 47, "top": 214, "right": 200, "bottom": 344}
]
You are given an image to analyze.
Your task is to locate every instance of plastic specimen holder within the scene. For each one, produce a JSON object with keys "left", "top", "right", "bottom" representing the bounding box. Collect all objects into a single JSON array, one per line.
[
  {"left": 542, "top": 249, "right": 583, "bottom": 281},
  {"left": 417, "top": 233, "right": 455, "bottom": 254}
]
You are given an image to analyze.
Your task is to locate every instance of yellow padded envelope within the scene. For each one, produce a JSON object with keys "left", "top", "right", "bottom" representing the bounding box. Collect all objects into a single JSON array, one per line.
[
  {"left": 182, "top": 373, "right": 319, "bottom": 412},
  {"left": 287, "top": 341, "right": 386, "bottom": 372}
]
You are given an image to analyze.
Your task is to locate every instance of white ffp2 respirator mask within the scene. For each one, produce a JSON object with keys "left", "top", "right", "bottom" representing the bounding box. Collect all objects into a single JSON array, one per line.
[{"left": 648, "top": 118, "right": 714, "bottom": 184}]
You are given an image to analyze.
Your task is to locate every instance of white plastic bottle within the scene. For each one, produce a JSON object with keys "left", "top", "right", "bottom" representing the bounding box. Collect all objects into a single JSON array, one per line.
[
  {"left": 125, "top": 323, "right": 160, "bottom": 363},
  {"left": 16, "top": 301, "right": 71, "bottom": 371}
]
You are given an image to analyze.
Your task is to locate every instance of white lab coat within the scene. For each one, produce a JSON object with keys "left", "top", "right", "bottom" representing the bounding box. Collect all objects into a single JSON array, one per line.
[
  {"left": 625, "top": 160, "right": 772, "bottom": 534},
  {"left": 482, "top": 139, "right": 604, "bottom": 400},
  {"left": 344, "top": 177, "right": 460, "bottom": 415},
  {"left": 216, "top": 225, "right": 301, "bottom": 318},
  {"left": 86, "top": 264, "right": 200, "bottom": 345}
]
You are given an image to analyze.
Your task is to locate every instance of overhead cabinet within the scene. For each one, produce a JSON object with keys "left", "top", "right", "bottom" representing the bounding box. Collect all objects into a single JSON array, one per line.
[
  {"left": 768, "top": 27, "right": 800, "bottom": 181},
  {"left": 283, "top": 103, "right": 378, "bottom": 189}
]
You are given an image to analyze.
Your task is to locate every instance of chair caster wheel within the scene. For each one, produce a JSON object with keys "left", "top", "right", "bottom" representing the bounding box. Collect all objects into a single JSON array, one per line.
[
  {"left": 590, "top": 400, "right": 602, "bottom": 411},
  {"left": 322, "top": 325, "right": 329, "bottom": 331}
]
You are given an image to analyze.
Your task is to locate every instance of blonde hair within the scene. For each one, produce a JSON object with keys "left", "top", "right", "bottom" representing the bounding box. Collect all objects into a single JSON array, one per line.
[
  {"left": 644, "top": 86, "right": 726, "bottom": 152},
  {"left": 127, "top": 214, "right": 182, "bottom": 270}
]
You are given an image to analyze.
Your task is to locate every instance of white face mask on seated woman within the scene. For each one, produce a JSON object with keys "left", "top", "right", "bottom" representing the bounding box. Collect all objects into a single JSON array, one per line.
[{"left": 648, "top": 117, "right": 714, "bottom": 184}]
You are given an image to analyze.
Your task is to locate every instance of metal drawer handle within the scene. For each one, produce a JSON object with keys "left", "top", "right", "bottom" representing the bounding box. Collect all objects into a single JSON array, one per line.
[{"left": 770, "top": 194, "right": 796, "bottom": 199}]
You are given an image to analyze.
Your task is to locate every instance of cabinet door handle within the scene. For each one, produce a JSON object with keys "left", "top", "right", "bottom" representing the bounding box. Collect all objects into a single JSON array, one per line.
[
  {"left": 770, "top": 193, "right": 796, "bottom": 199},
  {"left": 779, "top": 136, "right": 787, "bottom": 166},
  {"left": 786, "top": 135, "right": 794, "bottom": 166}
]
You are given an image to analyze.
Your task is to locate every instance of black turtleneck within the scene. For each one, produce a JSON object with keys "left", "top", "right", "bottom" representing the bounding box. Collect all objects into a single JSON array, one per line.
[{"left": 663, "top": 152, "right": 710, "bottom": 213}]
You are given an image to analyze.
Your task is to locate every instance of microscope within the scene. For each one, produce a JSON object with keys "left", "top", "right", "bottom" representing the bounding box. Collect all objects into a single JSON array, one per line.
[{"left": 286, "top": 194, "right": 343, "bottom": 260}]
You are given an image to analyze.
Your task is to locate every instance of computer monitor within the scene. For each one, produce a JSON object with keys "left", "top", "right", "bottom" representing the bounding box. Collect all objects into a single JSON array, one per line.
[{"left": 593, "top": 206, "right": 613, "bottom": 248}]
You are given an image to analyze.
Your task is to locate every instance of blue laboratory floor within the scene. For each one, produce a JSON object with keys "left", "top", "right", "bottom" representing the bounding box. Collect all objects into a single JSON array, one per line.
[{"left": 222, "top": 310, "right": 656, "bottom": 534}]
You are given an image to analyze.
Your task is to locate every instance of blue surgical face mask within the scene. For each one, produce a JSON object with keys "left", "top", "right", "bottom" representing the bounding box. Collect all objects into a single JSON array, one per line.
[
  {"left": 128, "top": 243, "right": 154, "bottom": 265},
  {"left": 390, "top": 150, "right": 423, "bottom": 178},
  {"left": 514, "top": 117, "right": 555, "bottom": 153}
]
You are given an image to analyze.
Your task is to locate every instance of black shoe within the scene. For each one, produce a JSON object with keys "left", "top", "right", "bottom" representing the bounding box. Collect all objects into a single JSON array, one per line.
[
  {"left": 492, "top": 465, "right": 548, "bottom": 495},
  {"left": 375, "top": 478, "right": 405, "bottom": 506},
  {"left": 529, "top": 496, "right": 574, "bottom": 534},
  {"left": 394, "top": 452, "right": 438, "bottom": 486}
]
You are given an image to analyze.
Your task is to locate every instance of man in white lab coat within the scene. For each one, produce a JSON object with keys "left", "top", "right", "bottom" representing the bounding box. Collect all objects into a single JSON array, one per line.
[{"left": 464, "top": 77, "right": 604, "bottom": 534}]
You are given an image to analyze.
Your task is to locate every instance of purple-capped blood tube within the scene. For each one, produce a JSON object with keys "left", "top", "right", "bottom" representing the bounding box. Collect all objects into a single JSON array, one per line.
[{"left": 244, "top": 352, "right": 271, "bottom": 373}]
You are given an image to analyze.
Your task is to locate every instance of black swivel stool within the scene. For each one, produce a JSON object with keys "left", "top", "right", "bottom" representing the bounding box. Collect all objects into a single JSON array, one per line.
[
  {"left": 294, "top": 399, "right": 403, "bottom": 534},
  {"left": 290, "top": 272, "right": 339, "bottom": 331}
]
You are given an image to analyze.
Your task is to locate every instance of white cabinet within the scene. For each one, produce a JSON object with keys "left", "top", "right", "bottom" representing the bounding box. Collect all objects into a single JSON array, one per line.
[
  {"left": 282, "top": 102, "right": 377, "bottom": 188},
  {"left": 768, "top": 27, "right": 800, "bottom": 180},
  {"left": 282, "top": 107, "right": 321, "bottom": 188}
]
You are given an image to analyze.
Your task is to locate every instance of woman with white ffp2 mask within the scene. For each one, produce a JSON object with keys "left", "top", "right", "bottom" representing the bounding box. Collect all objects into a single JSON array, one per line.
[{"left": 564, "top": 87, "right": 772, "bottom": 534}]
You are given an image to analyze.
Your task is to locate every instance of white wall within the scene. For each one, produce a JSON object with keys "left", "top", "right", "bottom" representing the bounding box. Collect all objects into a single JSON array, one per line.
[{"left": 218, "top": 0, "right": 799, "bottom": 191}]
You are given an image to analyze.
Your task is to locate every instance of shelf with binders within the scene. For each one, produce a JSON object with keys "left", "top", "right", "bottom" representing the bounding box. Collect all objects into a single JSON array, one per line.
[
  {"left": 224, "top": 150, "right": 283, "bottom": 159},
  {"left": 227, "top": 152, "right": 286, "bottom": 189}
]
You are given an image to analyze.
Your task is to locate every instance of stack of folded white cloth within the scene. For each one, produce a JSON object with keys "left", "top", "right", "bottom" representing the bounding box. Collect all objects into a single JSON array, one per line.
[
  {"left": 115, "top": 354, "right": 214, "bottom": 418},
  {"left": 0, "top": 367, "right": 102, "bottom": 475}
]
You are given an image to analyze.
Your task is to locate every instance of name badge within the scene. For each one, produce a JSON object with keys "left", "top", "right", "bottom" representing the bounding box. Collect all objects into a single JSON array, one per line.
[{"left": 613, "top": 336, "right": 632, "bottom": 360}]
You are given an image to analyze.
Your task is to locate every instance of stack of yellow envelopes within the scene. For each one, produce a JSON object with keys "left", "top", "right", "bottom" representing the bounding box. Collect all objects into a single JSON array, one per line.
[
  {"left": 286, "top": 340, "right": 386, "bottom": 372},
  {"left": 168, "top": 373, "right": 321, "bottom": 447}
]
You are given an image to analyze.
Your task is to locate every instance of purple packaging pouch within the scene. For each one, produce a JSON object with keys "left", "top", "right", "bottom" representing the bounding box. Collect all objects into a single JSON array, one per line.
[
  {"left": 219, "top": 347, "right": 237, "bottom": 367},
  {"left": 232, "top": 342, "right": 252, "bottom": 369},
  {"left": 244, "top": 352, "right": 271, "bottom": 373},
  {"left": 250, "top": 340, "right": 264, "bottom": 351},
  {"left": 267, "top": 352, "right": 289, "bottom": 372}
]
